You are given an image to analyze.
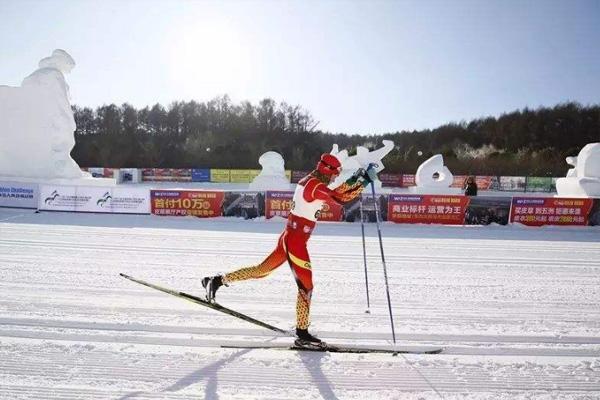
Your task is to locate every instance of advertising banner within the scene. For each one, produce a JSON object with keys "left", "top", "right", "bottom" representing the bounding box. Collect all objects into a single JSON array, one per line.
[
  {"left": 230, "top": 169, "right": 256, "bottom": 183},
  {"left": 223, "top": 191, "right": 264, "bottom": 219},
  {"left": 510, "top": 197, "right": 595, "bottom": 226},
  {"left": 379, "top": 173, "right": 403, "bottom": 187},
  {"left": 210, "top": 169, "right": 231, "bottom": 183},
  {"left": 141, "top": 168, "right": 191, "bottom": 182},
  {"left": 342, "top": 194, "right": 388, "bottom": 222},
  {"left": 171, "top": 169, "right": 192, "bottom": 182},
  {"left": 151, "top": 190, "right": 224, "bottom": 217},
  {"left": 39, "top": 185, "right": 150, "bottom": 214},
  {"left": 0, "top": 181, "right": 38, "bottom": 209},
  {"left": 451, "top": 175, "right": 497, "bottom": 190},
  {"left": 265, "top": 191, "right": 293, "bottom": 219},
  {"left": 191, "top": 168, "right": 211, "bottom": 182},
  {"left": 265, "top": 191, "right": 343, "bottom": 221},
  {"left": 388, "top": 194, "right": 470, "bottom": 224},
  {"left": 525, "top": 177, "right": 556, "bottom": 193},
  {"left": 291, "top": 171, "right": 309, "bottom": 184},
  {"left": 499, "top": 176, "right": 527, "bottom": 191},
  {"left": 464, "top": 196, "right": 511, "bottom": 225},
  {"left": 318, "top": 199, "right": 344, "bottom": 221},
  {"left": 401, "top": 174, "right": 416, "bottom": 187},
  {"left": 86, "top": 167, "right": 115, "bottom": 178}
]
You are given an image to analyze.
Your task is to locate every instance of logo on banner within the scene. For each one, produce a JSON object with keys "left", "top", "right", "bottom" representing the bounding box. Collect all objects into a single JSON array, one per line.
[
  {"left": 97, "top": 192, "right": 113, "bottom": 207},
  {"left": 45, "top": 190, "right": 60, "bottom": 204}
]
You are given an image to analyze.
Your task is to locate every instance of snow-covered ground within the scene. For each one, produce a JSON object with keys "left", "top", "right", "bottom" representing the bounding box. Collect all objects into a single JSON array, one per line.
[{"left": 1, "top": 207, "right": 599, "bottom": 399}]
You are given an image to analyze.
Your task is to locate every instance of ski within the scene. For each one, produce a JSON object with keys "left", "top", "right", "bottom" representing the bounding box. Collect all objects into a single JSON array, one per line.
[
  {"left": 119, "top": 273, "right": 291, "bottom": 336},
  {"left": 221, "top": 343, "right": 443, "bottom": 355}
]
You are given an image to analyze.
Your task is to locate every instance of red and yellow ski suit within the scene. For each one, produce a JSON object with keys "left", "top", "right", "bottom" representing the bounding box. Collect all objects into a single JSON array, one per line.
[{"left": 222, "top": 173, "right": 366, "bottom": 329}]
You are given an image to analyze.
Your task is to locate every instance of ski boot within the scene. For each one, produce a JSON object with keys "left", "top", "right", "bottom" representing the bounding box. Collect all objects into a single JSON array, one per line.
[
  {"left": 202, "top": 275, "right": 224, "bottom": 303},
  {"left": 295, "top": 328, "right": 326, "bottom": 349}
]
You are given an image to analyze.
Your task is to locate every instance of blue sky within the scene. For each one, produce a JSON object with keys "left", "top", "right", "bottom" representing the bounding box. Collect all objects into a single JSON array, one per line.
[{"left": 1, "top": 0, "right": 598, "bottom": 134}]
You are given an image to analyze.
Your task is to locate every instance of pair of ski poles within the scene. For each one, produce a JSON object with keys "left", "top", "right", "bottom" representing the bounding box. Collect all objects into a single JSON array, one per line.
[{"left": 359, "top": 176, "right": 396, "bottom": 344}]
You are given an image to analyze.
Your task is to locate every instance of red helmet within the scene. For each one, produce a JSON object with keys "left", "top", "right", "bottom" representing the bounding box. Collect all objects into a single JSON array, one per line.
[{"left": 317, "top": 153, "right": 341, "bottom": 176}]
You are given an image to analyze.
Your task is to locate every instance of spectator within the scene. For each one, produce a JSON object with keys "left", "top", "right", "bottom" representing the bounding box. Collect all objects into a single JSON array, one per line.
[{"left": 464, "top": 176, "right": 478, "bottom": 196}]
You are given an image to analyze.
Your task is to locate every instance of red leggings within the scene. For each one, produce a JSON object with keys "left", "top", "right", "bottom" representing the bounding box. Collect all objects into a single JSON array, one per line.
[{"left": 223, "top": 214, "right": 316, "bottom": 329}]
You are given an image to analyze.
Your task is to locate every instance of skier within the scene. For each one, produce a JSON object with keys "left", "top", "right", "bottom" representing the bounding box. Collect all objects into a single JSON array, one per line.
[{"left": 202, "top": 153, "right": 377, "bottom": 346}]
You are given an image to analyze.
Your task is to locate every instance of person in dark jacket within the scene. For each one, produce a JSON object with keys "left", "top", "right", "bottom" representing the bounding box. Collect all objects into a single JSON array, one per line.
[{"left": 464, "top": 176, "right": 478, "bottom": 196}]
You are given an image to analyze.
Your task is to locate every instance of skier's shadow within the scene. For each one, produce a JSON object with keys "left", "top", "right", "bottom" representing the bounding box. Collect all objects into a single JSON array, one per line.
[
  {"left": 116, "top": 348, "right": 253, "bottom": 400},
  {"left": 298, "top": 351, "right": 340, "bottom": 400}
]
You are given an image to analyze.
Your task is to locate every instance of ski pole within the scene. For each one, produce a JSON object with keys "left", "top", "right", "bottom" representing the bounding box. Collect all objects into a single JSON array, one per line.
[
  {"left": 369, "top": 177, "right": 397, "bottom": 344},
  {"left": 358, "top": 196, "right": 371, "bottom": 313}
]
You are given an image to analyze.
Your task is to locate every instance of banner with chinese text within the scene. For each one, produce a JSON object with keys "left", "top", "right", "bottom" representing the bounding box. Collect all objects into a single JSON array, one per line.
[
  {"left": 210, "top": 169, "right": 230, "bottom": 183},
  {"left": 291, "top": 171, "right": 309, "bottom": 184},
  {"left": 510, "top": 197, "right": 594, "bottom": 226},
  {"left": 39, "top": 185, "right": 150, "bottom": 214},
  {"left": 379, "top": 173, "right": 403, "bottom": 187},
  {"left": 0, "top": 181, "right": 38, "bottom": 209},
  {"left": 401, "top": 174, "right": 416, "bottom": 187},
  {"left": 151, "top": 190, "right": 224, "bottom": 217},
  {"left": 388, "top": 194, "right": 470, "bottom": 224},
  {"left": 265, "top": 191, "right": 293, "bottom": 219}
]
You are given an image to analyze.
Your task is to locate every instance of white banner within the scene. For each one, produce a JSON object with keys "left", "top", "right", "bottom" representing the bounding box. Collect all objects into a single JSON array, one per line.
[
  {"left": 0, "top": 181, "right": 39, "bottom": 209},
  {"left": 39, "top": 185, "right": 150, "bottom": 214}
]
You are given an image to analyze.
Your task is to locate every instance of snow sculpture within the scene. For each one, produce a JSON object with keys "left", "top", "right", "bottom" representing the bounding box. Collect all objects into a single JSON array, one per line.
[
  {"left": 249, "top": 151, "right": 292, "bottom": 190},
  {"left": 555, "top": 143, "right": 600, "bottom": 198},
  {"left": 0, "top": 49, "right": 85, "bottom": 180},
  {"left": 329, "top": 140, "right": 394, "bottom": 189},
  {"left": 408, "top": 154, "right": 461, "bottom": 194}
]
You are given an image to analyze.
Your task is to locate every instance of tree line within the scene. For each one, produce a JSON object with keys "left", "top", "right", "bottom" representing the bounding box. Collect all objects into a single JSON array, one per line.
[{"left": 72, "top": 97, "right": 600, "bottom": 176}]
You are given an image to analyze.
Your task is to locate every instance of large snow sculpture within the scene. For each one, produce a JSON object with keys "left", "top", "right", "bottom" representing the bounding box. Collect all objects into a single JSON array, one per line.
[
  {"left": 409, "top": 154, "right": 461, "bottom": 194},
  {"left": 0, "top": 49, "right": 84, "bottom": 180},
  {"left": 555, "top": 143, "right": 600, "bottom": 198},
  {"left": 249, "top": 151, "right": 292, "bottom": 190},
  {"left": 330, "top": 140, "right": 395, "bottom": 189}
]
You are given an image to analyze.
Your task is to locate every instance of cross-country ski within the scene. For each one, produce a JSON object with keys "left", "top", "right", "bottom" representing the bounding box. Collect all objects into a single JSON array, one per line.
[
  {"left": 222, "top": 343, "right": 444, "bottom": 355},
  {"left": 120, "top": 273, "right": 291, "bottom": 336}
]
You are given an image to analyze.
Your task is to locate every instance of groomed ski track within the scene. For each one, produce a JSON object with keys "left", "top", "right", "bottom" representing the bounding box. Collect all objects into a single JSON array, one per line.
[{"left": 1, "top": 208, "right": 600, "bottom": 399}]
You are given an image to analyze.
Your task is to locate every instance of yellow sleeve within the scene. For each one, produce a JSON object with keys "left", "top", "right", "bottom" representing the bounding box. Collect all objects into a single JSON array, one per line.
[{"left": 332, "top": 177, "right": 367, "bottom": 204}]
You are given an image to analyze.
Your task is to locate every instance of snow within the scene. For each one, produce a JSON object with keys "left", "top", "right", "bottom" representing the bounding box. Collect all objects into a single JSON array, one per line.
[{"left": 1, "top": 207, "right": 599, "bottom": 399}]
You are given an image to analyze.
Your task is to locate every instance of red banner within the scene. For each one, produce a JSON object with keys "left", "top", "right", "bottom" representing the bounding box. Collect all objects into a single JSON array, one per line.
[
  {"left": 143, "top": 169, "right": 192, "bottom": 182},
  {"left": 452, "top": 175, "right": 493, "bottom": 189},
  {"left": 318, "top": 199, "right": 344, "bottom": 221},
  {"left": 151, "top": 190, "right": 224, "bottom": 217},
  {"left": 291, "top": 171, "right": 309, "bottom": 184},
  {"left": 510, "top": 197, "right": 594, "bottom": 226},
  {"left": 265, "top": 191, "right": 293, "bottom": 219},
  {"left": 401, "top": 174, "right": 416, "bottom": 187},
  {"left": 388, "top": 194, "right": 470, "bottom": 224},
  {"left": 379, "top": 173, "right": 403, "bottom": 187},
  {"left": 265, "top": 191, "right": 343, "bottom": 221}
]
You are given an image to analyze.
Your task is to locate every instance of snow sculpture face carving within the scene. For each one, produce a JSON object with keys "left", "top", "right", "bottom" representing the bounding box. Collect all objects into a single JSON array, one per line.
[
  {"left": 329, "top": 140, "right": 394, "bottom": 188},
  {"left": 415, "top": 154, "right": 453, "bottom": 187},
  {"left": 0, "top": 49, "right": 83, "bottom": 179}
]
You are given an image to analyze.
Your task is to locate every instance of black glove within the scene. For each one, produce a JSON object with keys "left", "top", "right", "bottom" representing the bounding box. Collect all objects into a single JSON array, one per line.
[{"left": 365, "top": 164, "right": 378, "bottom": 183}]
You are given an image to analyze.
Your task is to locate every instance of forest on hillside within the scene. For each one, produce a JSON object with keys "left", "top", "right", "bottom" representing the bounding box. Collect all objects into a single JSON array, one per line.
[{"left": 71, "top": 98, "right": 600, "bottom": 176}]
